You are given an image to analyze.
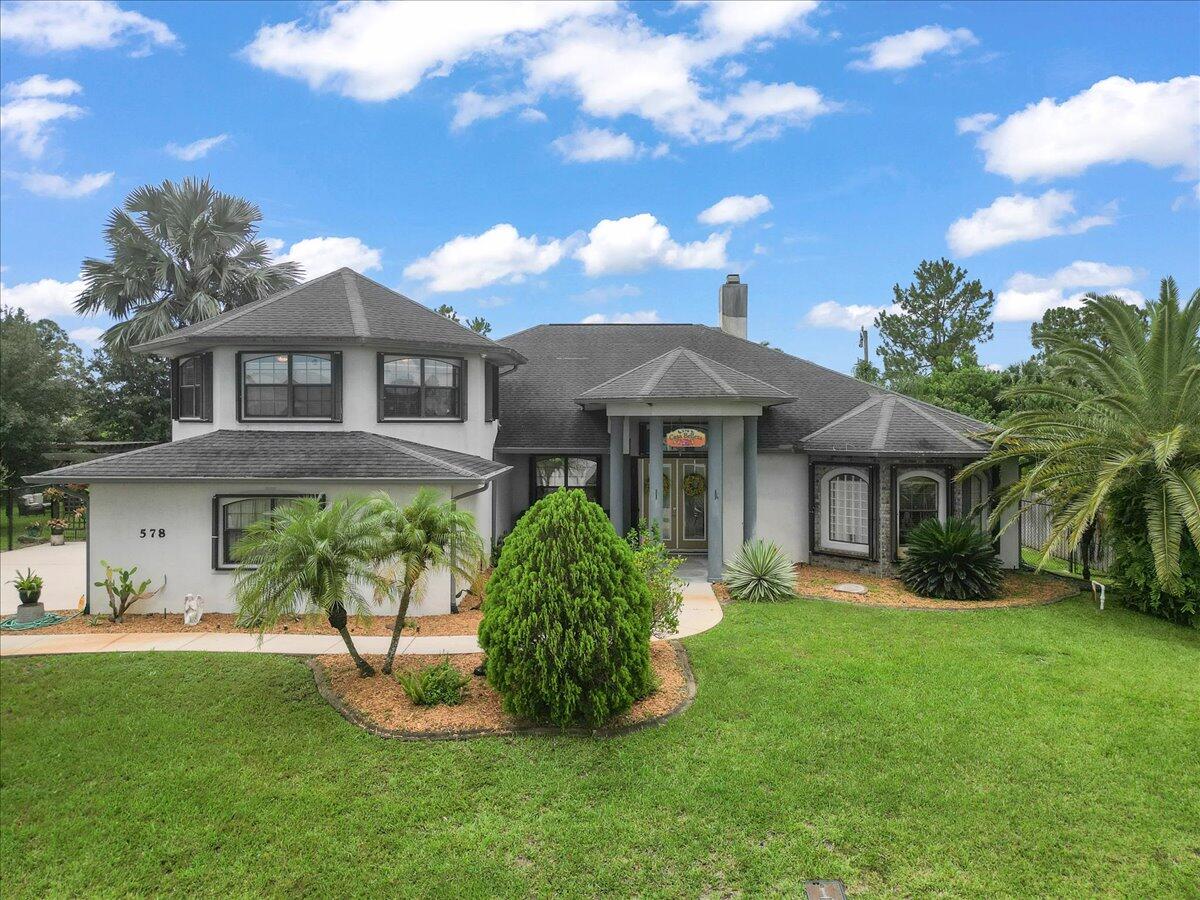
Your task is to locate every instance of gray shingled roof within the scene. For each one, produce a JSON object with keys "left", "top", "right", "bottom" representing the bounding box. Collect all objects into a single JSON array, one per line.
[
  {"left": 799, "top": 395, "right": 989, "bottom": 455},
  {"left": 576, "top": 347, "right": 795, "bottom": 405},
  {"left": 132, "top": 268, "right": 525, "bottom": 363},
  {"left": 496, "top": 323, "right": 989, "bottom": 454},
  {"left": 25, "top": 430, "right": 510, "bottom": 483}
]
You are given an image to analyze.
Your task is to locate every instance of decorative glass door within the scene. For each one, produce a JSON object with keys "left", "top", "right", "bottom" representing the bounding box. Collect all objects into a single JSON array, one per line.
[{"left": 641, "top": 458, "right": 707, "bottom": 552}]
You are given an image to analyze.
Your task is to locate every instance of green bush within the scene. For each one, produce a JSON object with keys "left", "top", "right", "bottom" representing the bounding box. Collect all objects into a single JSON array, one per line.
[
  {"left": 724, "top": 539, "right": 796, "bottom": 602},
  {"left": 898, "top": 517, "right": 1002, "bottom": 600},
  {"left": 1108, "top": 491, "right": 1199, "bottom": 626},
  {"left": 396, "top": 658, "right": 471, "bottom": 706},
  {"left": 478, "top": 489, "right": 653, "bottom": 727},
  {"left": 626, "top": 519, "right": 684, "bottom": 636}
]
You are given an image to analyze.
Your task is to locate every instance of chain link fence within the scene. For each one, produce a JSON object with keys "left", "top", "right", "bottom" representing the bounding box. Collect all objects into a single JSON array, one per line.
[{"left": 1018, "top": 498, "right": 1113, "bottom": 576}]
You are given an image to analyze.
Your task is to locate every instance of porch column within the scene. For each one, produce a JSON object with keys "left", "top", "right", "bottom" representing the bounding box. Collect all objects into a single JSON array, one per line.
[
  {"left": 648, "top": 416, "right": 664, "bottom": 534},
  {"left": 608, "top": 415, "right": 625, "bottom": 535},
  {"left": 743, "top": 416, "right": 757, "bottom": 543},
  {"left": 707, "top": 417, "right": 724, "bottom": 581}
]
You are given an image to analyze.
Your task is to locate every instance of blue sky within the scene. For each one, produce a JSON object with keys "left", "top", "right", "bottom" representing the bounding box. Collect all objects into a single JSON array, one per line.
[{"left": 1, "top": 0, "right": 1197, "bottom": 374}]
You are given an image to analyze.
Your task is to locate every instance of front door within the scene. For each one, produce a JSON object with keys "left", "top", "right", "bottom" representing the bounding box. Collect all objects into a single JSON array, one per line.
[{"left": 641, "top": 457, "right": 707, "bottom": 552}]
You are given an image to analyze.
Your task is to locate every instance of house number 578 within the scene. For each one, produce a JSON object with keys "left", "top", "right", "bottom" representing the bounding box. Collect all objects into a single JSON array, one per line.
[{"left": 140, "top": 528, "right": 166, "bottom": 538}]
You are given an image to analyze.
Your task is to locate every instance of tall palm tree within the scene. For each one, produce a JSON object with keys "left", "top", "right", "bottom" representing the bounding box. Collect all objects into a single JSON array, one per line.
[
  {"left": 232, "top": 497, "right": 385, "bottom": 677},
  {"left": 964, "top": 279, "right": 1200, "bottom": 591},
  {"left": 369, "top": 489, "right": 483, "bottom": 675},
  {"left": 76, "top": 177, "right": 302, "bottom": 348}
]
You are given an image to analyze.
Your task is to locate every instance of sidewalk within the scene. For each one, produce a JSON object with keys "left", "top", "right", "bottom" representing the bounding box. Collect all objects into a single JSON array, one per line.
[{"left": 0, "top": 589, "right": 722, "bottom": 658}]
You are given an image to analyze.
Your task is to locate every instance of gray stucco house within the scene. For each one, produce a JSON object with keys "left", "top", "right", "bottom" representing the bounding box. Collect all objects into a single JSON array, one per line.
[{"left": 29, "top": 268, "right": 1018, "bottom": 615}]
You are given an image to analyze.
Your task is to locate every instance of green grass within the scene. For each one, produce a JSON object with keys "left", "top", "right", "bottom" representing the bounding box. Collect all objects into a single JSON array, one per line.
[{"left": 2, "top": 596, "right": 1197, "bottom": 897}]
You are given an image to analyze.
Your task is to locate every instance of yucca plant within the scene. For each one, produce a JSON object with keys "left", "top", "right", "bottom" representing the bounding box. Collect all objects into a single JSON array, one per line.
[
  {"left": 898, "top": 517, "right": 1002, "bottom": 600},
  {"left": 724, "top": 540, "right": 796, "bottom": 602}
]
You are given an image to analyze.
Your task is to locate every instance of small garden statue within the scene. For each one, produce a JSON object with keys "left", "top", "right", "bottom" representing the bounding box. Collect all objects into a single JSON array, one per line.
[{"left": 183, "top": 593, "right": 204, "bottom": 626}]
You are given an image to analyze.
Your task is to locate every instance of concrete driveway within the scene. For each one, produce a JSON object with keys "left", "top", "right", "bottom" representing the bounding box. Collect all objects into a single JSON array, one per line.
[{"left": 1, "top": 542, "right": 86, "bottom": 615}]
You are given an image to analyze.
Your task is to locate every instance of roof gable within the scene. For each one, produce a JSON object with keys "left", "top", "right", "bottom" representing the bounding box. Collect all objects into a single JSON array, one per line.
[{"left": 576, "top": 346, "right": 794, "bottom": 404}]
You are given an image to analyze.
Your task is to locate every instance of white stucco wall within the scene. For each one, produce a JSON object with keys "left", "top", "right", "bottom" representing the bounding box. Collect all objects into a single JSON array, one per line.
[
  {"left": 172, "top": 346, "right": 497, "bottom": 458},
  {"left": 757, "top": 451, "right": 809, "bottom": 564},
  {"left": 86, "top": 480, "right": 492, "bottom": 617}
]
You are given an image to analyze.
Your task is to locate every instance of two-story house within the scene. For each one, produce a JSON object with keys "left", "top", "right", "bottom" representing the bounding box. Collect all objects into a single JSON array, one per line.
[{"left": 28, "top": 268, "right": 1019, "bottom": 616}]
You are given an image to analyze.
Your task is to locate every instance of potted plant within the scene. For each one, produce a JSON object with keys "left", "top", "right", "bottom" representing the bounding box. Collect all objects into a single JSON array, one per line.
[
  {"left": 48, "top": 518, "right": 67, "bottom": 546},
  {"left": 10, "top": 569, "right": 43, "bottom": 606}
]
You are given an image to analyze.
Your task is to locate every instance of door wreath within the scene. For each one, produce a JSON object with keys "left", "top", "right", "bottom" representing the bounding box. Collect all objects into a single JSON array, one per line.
[{"left": 682, "top": 472, "right": 707, "bottom": 498}]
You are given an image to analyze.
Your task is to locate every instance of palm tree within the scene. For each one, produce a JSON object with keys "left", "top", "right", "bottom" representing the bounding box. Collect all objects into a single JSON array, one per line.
[
  {"left": 232, "top": 497, "right": 385, "bottom": 676},
  {"left": 75, "top": 178, "right": 302, "bottom": 348},
  {"left": 963, "top": 279, "right": 1200, "bottom": 592},
  {"left": 369, "top": 489, "right": 483, "bottom": 675}
]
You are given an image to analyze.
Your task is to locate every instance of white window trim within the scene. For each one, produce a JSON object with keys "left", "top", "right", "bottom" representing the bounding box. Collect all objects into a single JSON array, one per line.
[
  {"left": 895, "top": 469, "right": 948, "bottom": 551},
  {"left": 819, "top": 466, "right": 870, "bottom": 554}
]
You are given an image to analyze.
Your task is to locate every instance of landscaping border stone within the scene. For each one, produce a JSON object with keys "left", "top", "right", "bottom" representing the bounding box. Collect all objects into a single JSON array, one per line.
[{"left": 309, "top": 640, "right": 698, "bottom": 741}]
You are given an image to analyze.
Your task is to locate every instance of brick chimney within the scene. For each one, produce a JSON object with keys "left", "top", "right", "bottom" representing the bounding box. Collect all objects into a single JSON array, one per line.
[{"left": 719, "top": 274, "right": 747, "bottom": 339}]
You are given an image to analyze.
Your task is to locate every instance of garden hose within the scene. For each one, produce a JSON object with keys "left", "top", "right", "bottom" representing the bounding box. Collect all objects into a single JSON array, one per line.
[{"left": 0, "top": 608, "right": 83, "bottom": 631}]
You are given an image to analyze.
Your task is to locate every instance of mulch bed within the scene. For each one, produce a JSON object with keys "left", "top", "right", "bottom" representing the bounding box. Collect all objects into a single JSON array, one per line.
[
  {"left": 794, "top": 564, "right": 1079, "bottom": 610},
  {"left": 11, "top": 609, "right": 482, "bottom": 637},
  {"left": 311, "top": 640, "right": 695, "bottom": 740}
]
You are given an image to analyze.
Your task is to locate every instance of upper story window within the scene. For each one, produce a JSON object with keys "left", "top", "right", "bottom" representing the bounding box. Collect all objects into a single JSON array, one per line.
[
  {"left": 239, "top": 352, "right": 340, "bottom": 421},
  {"left": 820, "top": 467, "right": 870, "bottom": 554},
  {"left": 171, "top": 352, "right": 212, "bottom": 422},
  {"left": 379, "top": 355, "right": 463, "bottom": 420}
]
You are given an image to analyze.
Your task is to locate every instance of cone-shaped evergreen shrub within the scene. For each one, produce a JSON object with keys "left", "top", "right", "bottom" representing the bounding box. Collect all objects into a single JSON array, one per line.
[
  {"left": 898, "top": 516, "right": 1002, "bottom": 600},
  {"left": 478, "top": 489, "right": 653, "bottom": 727}
]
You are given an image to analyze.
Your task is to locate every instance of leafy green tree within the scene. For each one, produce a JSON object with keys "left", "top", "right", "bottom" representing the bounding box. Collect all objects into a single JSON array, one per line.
[
  {"left": 875, "top": 258, "right": 995, "bottom": 380},
  {"left": 852, "top": 358, "right": 882, "bottom": 384},
  {"left": 86, "top": 347, "right": 170, "bottom": 442},
  {"left": 479, "top": 489, "right": 653, "bottom": 726},
  {"left": 890, "top": 362, "right": 1006, "bottom": 423},
  {"left": 368, "top": 489, "right": 483, "bottom": 675},
  {"left": 233, "top": 497, "right": 385, "bottom": 676},
  {"left": 0, "top": 309, "right": 88, "bottom": 482},
  {"left": 964, "top": 280, "right": 1200, "bottom": 608},
  {"left": 76, "top": 178, "right": 302, "bottom": 348},
  {"left": 1030, "top": 295, "right": 1147, "bottom": 357},
  {"left": 434, "top": 304, "right": 492, "bottom": 335}
]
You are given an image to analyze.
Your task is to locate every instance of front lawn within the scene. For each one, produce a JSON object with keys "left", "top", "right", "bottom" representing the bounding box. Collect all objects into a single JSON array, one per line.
[{"left": 2, "top": 595, "right": 1197, "bottom": 897}]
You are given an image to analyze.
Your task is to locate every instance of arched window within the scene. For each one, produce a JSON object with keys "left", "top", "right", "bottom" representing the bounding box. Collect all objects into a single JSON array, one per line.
[
  {"left": 820, "top": 467, "right": 870, "bottom": 553},
  {"left": 896, "top": 469, "right": 947, "bottom": 549}
]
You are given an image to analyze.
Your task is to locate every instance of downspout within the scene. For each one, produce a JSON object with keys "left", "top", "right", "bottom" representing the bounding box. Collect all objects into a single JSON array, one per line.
[{"left": 449, "top": 481, "right": 490, "bottom": 612}]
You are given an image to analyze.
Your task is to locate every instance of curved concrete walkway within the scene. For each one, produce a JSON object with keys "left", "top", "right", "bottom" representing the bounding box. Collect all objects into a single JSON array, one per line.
[{"left": 0, "top": 581, "right": 722, "bottom": 659}]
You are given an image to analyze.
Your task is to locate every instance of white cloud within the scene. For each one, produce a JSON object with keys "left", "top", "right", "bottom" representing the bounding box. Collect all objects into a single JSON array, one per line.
[
  {"left": 698, "top": 193, "right": 772, "bottom": 225},
  {"left": 849, "top": 25, "right": 977, "bottom": 72},
  {"left": 68, "top": 325, "right": 105, "bottom": 345},
  {"left": 803, "top": 300, "right": 894, "bottom": 330},
  {"left": 451, "top": 90, "right": 532, "bottom": 130},
  {"left": 570, "top": 283, "right": 641, "bottom": 304},
  {"left": 243, "top": 1, "right": 605, "bottom": 102},
  {"left": 518, "top": 107, "right": 548, "bottom": 123},
  {"left": 275, "top": 236, "right": 383, "bottom": 278},
  {"left": 955, "top": 112, "right": 996, "bottom": 135},
  {"left": 970, "top": 76, "right": 1200, "bottom": 182},
  {"left": 581, "top": 309, "right": 662, "bottom": 324},
  {"left": 946, "top": 190, "right": 1113, "bottom": 256},
  {"left": 995, "top": 260, "right": 1144, "bottom": 322},
  {"left": 14, "top": 171, "right": 113, "bottom": 198},
  {"left": 3, "top": 74, "right": 82, "bottom": 99},
  {"left": 165, "top": 134, "right": 229, "bottom": 161},
  {"left": 404, "top": 223, "right": 564, "bottom": 292},
  {"left": 0, "top": 276, "right": 84, "bottom": 318},
  {"left": 574, "top": 213, "right": 728, "bottom": 276},
  {"left": 552, "top": 126, "right": 659, "bottom": 162},
  {"left": 0, "top": 95, "right": 85, "bottom": 158},
  {"left": 0, "top": 1, "right": 177, "bottom": 54}
]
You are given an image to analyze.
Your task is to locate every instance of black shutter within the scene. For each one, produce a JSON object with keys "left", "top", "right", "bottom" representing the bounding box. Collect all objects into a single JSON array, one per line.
[
  {"left": 169, "top": 358, "right": 180, "bottom": 421},
  {"left": 485, "top": 363, "right": 497, "bottom": 422},
  {"left": 376, "top": 353, "right": 385, "bottom": 422},
  {"left": 331, "top": 352, "right": 343, "bottom": 422},
  {"left": 868, "top": 463, "right": 880, "bottom": 562},
  {"left": 201, "top": 352, "right": 214, "bottom": 422},
  {"left": 459, "top": 357, "right": 467, "bottom": 421},
  {"left": 211, "top": 495, "right": 220, "bottom": 570},
  {"left": 945, "top": 465, "right": 956, "bottom": 517},
  {"left": 235, "top": 352, "right": 244, "bottom": 422}
]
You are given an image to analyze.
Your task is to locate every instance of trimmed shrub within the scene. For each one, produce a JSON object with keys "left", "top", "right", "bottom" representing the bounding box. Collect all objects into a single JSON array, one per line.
[
  {"left": 627, "top": 519, "right": 685, "bottom": 637},
  {"left": 396, "top": 659, "right": 471, "bottom": 706},
  {"left": 898, "top": 517, "right": 1002, "bottom": 600},
  {"left": 1108, "top": 491, "right": 1199, "bottom": 626},
  {"left": 724, "top": 540, "right": 796, "bottom": 602},
  {"left": 478, "top": 489, "right": 653, "bottom": 727}
]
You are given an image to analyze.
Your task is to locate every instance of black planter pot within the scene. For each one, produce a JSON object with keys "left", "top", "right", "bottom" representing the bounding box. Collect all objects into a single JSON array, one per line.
[{"left": 18, "top": 588, "right": 42, "bottom": 606}]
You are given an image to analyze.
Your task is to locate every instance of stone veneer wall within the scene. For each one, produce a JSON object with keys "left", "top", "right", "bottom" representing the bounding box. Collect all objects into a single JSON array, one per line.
[{"left": 810, "top": 457, "right": 973, "bottom": 577}]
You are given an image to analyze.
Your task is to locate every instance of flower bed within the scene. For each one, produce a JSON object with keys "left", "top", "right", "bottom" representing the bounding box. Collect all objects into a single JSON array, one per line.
[
  {"left": 793, "top": 564, "right": 1079, "bottom": 610},
  {"left": 312, "top": 641, "right": 694, "bottom": 739}
]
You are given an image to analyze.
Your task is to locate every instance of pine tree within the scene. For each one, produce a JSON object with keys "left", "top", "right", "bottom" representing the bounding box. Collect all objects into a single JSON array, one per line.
[{"left": 478, "top": 489, "right": 653, "bottom": 727}]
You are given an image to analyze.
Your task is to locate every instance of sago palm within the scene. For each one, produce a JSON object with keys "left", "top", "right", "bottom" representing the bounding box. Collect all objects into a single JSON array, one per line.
[
  {"left": 964, "top": 279, "right": 1200, "bottom": 592},
  {"left": 369, "top": 489, "right": 483, "bottom": 675},
  {"left": 75, "top": 177, "right": 302, "bottom": 348},
  {"left": 232, "top": 497, "right": 385, "bottom": 676}
]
